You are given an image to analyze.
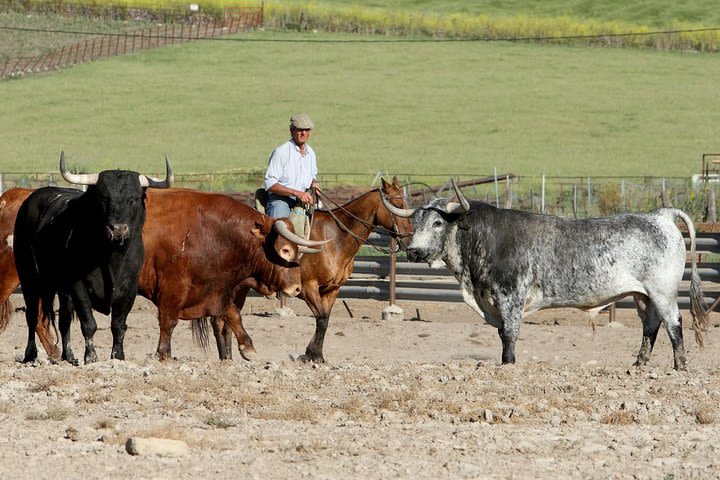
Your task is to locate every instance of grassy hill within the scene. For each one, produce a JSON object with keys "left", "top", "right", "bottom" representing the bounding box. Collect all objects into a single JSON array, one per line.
[
  {"left": 2, "top": 2, "right": 720, "bottom": 185},
  {"left": 2, "top": 29, "right": 719, "bottom": 181}
]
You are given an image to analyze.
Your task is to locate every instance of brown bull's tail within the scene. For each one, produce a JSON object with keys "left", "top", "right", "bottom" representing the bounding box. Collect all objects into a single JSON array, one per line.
[
  {"left": 37, "top": 313, "right": 61, "bottom": 360},
  {"left": 671, "top": 208, "right": 710, "bottom": 347},
  {"left": 0, "top": 297, "right": 12, "bottom": 333},
  {"left": 190, "top": 318, "right": 210, "bottom": 353}
]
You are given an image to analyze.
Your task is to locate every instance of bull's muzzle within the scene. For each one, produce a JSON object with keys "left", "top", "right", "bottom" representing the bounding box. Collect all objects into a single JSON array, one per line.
[
  {"left": 406, "top": 248, "right": 425, "bottom": 263},
  {"left": 106, "top": 223, "right": 130, "bottom": 243}
]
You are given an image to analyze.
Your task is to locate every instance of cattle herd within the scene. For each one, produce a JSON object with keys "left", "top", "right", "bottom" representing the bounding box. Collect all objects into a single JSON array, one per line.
[{"left": 0, "top": 156, "right": 711, "bottom": 370}]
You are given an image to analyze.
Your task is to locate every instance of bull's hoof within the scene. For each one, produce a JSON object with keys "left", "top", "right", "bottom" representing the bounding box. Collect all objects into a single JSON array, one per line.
[
  {"left": 84, "top": 351, "right": 99, "bottom": 364},
  {"left": 298, "top": 354, "right": 324, "bottom": 364},
  {"left": 156, "top": 351, "right": 171, "bottom": 361},
  {"left": 21, "top": 354, "right": 38, "bottom": 364},
  {"left": 239, "top": 345, "right": 257, "bottom": 361}
]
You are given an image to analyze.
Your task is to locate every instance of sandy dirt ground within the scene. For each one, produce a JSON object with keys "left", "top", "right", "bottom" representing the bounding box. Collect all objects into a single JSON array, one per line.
[{"left": 1, "top": 293, "right": 720, "bottom": 479}]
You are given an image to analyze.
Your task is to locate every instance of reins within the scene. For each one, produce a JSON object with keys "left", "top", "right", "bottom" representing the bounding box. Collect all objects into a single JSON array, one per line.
[{"left": 313, "top": 189, "right": 410, "bottom": 254}]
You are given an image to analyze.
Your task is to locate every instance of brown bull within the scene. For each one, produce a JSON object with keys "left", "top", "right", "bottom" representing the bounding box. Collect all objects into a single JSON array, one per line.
[
  {"left": 140, "top": 188, "right": 327, "bottom": 360},
  {"left": 211, "top": 177, "right": 413, "bottom": 362},
  {"left": 0, "top": 188, "right": 60, "bottom": 359},
  {"left": 0, "top": 187, "right": 323, "bottom": 361}
]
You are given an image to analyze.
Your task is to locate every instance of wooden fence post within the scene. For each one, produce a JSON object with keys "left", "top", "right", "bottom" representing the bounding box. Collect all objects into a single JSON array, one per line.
[
  {"left": 708, "top": 186, "right": 717, "bottom": 223},
  {"left": 389, "top": 237, "right": 397, "bottom": 305}
]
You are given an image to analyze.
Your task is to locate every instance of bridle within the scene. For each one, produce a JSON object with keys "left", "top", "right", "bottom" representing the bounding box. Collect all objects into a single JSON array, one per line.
[{"left": 314, "top": 189, "right": 411, "bottom": 254}]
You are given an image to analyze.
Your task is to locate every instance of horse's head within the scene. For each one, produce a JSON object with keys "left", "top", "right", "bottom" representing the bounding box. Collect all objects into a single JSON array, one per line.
[{"left": 379, "top": 176, "right": 414, "bottom": 241}]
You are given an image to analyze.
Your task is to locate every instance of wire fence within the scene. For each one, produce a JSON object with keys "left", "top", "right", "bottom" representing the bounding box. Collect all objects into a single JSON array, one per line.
[
  {"left": 1, "top": 170, "right": 718, "bottom": 224},
  {"left": 0, "top": 5, "right": 263, "bottom": 78}
]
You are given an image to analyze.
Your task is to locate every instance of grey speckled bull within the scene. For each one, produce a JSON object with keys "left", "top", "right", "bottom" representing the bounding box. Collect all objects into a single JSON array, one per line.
[{"left": 384, "top": 180, "right": 709, "bottom": 370}]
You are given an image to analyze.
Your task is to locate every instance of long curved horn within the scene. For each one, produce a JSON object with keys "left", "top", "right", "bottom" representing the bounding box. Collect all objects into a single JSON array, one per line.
[
  {"left": 59, "top": 151, "right": 99, "bottom": 185},
  {"left": 299, "top": 246, "right": 321, "bottom": 254},
  {"left": 451, "top": 178, "right": 470, "bottom": 212},
  {"left": 274, "top": 221, "right": 331, "bottom": 247},
  {"left": 381, "top": 192, "right": 415, "bottom": 218},
  {"left": 139, "top": 155, "right": 173, "bottom": 188}
]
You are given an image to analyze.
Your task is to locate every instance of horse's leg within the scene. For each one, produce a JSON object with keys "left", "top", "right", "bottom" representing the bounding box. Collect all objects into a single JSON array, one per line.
[{"left": 302, "top": 286, "right": 340, "bottom": 363}]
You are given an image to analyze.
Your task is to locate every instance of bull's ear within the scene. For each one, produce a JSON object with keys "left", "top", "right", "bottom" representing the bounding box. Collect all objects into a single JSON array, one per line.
[
  {"left": 454, "top": 212, "right": 474, "bottom": 230},
  {"left": 251, "top": 221, "right": 271, "bottom": 240}
]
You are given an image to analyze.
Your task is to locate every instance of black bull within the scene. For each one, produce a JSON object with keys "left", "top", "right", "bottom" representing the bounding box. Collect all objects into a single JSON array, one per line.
[{"left": 14, "top": 154, "right": 171, "bottom": 365}]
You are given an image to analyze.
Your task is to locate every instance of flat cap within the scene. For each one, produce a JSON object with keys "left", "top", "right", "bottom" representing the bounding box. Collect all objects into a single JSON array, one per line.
[{"left": 289, "top": 113, "right": 315, "bottom": 130}]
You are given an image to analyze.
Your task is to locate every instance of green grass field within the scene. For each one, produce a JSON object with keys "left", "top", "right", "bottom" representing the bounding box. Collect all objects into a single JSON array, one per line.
[
  {"left": 2, "top": 29, "right": 719, "bottom": 182},
  {"left": 3, "top": 0, "right": 720, "bottom": 184}
]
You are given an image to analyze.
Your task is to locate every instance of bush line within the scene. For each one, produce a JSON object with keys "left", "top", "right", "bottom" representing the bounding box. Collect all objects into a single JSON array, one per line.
[{"left": 2, "top": 0, "right": 720, "bottom": 52}]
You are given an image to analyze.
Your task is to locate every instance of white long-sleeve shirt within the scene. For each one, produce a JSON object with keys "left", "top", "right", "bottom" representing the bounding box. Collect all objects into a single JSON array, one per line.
[{"left": 264, "top": 139, "right": 317, "bottom": 198}]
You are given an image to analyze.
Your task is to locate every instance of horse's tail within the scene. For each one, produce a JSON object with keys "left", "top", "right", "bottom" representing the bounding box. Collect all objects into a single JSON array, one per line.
[
  {"left": 191, "top": 318, "right": 210, "bottom": 353},
  {"left": 670, "top": 208, "right": 709, "bottom": 347}
]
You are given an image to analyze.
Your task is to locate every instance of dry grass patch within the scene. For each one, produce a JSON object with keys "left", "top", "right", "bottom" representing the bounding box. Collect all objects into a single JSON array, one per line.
[
  {"left": 28, "top": 373, "right": 65, "bottom": 393},
  {"left": 0, "top": 400, "right": 14, "bottom": 414},
  {"left": 93, "top": 417, "right": 116, "bottom": 429},
  {"left": 78, "top": 388, "right": 113, "bottom": 405},
  {"left": 601, "top": 411, "right": 636, "bottom": 425},
  {"left": 692, "top": 407, "right": 716, "bottom": 425},
  {"left": 134, "top": 422, "right": 190, "bottom": 443},
  {"left": 25, "top": 406, "right": 72, "bottom": 421},
  {"left": 205, "top": 414, "right": 237, "bottom": 429},
  {"left": 253, "top": 403, "right": 318, "bottom": 423}
]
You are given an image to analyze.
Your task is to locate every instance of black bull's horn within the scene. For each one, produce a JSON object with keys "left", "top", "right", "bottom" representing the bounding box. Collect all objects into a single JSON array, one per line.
[
  {"left": 59, "top": 151, "right": 174, "bottom": 188},
  {"left": 273, "top": 220, "right": 331, "bottom": 252}
]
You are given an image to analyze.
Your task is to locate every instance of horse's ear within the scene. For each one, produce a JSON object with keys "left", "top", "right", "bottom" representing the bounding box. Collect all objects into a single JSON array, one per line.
[
  {"left": 392, "top": 176, "right": 399, "bottom": 187},
  {"left": 381, "top": 178, "right": 390, "bottom": 190}
]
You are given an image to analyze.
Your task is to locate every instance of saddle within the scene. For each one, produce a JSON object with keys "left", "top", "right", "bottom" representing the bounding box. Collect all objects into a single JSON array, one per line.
[{"left": 255, "top": 188, "right": 312, "bottom": 239}]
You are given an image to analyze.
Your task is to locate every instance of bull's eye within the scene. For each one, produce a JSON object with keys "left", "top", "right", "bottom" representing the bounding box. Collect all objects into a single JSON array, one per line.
[{"left": 433, "top": 220, "right": 443, "bottom": 228}]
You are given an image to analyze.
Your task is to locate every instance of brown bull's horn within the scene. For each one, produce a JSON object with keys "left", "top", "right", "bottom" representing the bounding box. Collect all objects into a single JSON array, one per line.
[
  {"left": 451, "top": 178, "right": 470, "bottom": 212},
  {"left": 139, "top": 155, "right": 174, "bottom": 188},
  {"left": 59, "top": 151, "right": 99, "bottom": 185},
  {"left": 381, "top": 192, "right": 416, "bottom": 218},
  {"left": 273, "top": 221, "right": 331, "bottom": 248}
]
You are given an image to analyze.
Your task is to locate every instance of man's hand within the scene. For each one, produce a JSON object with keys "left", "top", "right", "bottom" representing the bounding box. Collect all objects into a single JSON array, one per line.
[{"left": 296, "top": 190, "right": 314, "bottom": 204}]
